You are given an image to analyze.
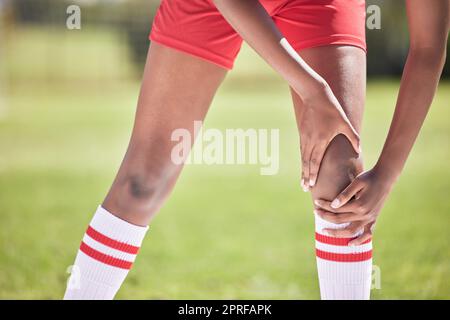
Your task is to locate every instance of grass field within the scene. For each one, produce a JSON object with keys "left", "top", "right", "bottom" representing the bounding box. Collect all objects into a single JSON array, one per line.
[{"left": 0, "top": 27, "right": 449, "bottom": 299}]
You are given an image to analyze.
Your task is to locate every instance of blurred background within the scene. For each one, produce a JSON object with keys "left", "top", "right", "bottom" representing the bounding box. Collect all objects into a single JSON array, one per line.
[{"left": 0, "top": 0, "right": 449, "bottom": 299}]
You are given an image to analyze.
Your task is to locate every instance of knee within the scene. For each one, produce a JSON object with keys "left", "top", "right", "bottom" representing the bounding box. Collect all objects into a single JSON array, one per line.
[
  {"left": 103, "top": 167, "right": 173, "bottom": 225},
  {"left": 125, "top": 173, "right": 161, "bottom": 201},
  {"left": 102, "top": 136, "right": 182, "bottom": 225},
  {"left": 107, "top": 156, "right": 177, "bottom": 210},
  {"left": 119, "top": 164, "right": 174, "bottom": 205},
  {"left": 312, "top": 134, "right": 363, "bottom": 199},
  {"left": 118, "top": 139, "right": 178, "bottom": 204}
]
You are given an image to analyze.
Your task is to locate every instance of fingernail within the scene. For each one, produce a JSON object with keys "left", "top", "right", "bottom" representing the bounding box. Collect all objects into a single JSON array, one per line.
[
  {"left": 314, "top": 200, "right": 321, "bottom": 206},
  {"left": 302, "top": 183, "right": 309, "bottom": 192},
  {"left": 309, "top": 178, "right": 316, "bottom": 187},
  {"left": 331, "top": 199, "right": 340, "bottom": 208}
]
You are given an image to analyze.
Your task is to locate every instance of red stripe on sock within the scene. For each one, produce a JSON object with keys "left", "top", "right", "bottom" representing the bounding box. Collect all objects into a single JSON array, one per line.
[
  {"left": 316, "top": 248, "right": 372, "bottom": 262},
  {"left": 79, "top": 242, "right": 133, "bottom": 269},
  {"left": 86, "top": 226, "right": 140, "bottom": 254},
  {"left": 315, "top": 232, "right": 371, "bottom": 246}
]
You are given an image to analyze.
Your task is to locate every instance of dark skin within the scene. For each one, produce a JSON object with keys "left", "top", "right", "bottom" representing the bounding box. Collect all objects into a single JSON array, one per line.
[
  {"left": 315, "top": 0, "right": 450, "bottom": 245},
  {"left": 213, "top": 0, "right": 361, "bottom": 190},
  {"left": 103, "top": 0, "right": 448, "bottom": 251},
  {"left": 103, "top": 0, "right": 363, "bottom": 226},
  {"left": 102, "top": 43, "right": 228, "bottom": 226}
]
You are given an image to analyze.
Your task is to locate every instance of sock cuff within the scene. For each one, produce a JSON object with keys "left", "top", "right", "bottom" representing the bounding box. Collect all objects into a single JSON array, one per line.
[
  {"left": 314, "top": 212, "right": 372, "bottom": 262},
  {"left": 313, "top": 213, "right": 373, "bottom": 299},
  {"left": 315, "top": 212, "right": 350, "bottom": 232},
  {"left": 314, "top": 212, "right": 365, "bottom": 238},
  {"left": 90, "top": 205, "right": 149, "bottom": 247},
  {"left": 64, "top": 206, "right": 148, "bottom": 300}
]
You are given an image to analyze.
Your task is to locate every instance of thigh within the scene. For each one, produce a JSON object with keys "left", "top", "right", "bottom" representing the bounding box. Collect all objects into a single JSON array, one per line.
[
  {"left": 130, "top": 41, "right": 226, "bottom": 148},
  {"left": 290, "top": 45, "right": 366, "bottom": 199}
]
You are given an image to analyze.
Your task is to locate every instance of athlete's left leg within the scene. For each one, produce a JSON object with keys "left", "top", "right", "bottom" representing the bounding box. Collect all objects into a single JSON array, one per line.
[{"left": 290, "top": 45, "right": 370, "bottom": 299}]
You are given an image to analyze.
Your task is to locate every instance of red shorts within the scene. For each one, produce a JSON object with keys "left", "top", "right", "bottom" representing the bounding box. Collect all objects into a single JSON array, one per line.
[{"left": 150, "top": 0, "right": 366, "bottom": 69}]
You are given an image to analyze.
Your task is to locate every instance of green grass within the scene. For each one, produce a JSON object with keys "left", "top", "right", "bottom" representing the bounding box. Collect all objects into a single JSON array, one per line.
[{"left": 0, "top": 27, "right": 449, "bottom": 299}]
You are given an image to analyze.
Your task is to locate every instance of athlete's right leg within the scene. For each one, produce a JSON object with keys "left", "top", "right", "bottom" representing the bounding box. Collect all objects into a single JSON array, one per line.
[
  {"left": 64, "top": 42, "right": 227, "bottom": 299},
  {"left": 102, "top": 42, "right": 227, "bottom": 226}
]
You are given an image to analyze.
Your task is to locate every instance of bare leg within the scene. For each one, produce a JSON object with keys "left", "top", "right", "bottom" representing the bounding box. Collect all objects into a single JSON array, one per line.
[
  {"left": 64, "top": 43, "right": 227, "bottom": 300},
  {"left": 291, "top": 45, "right": 366, "bottom": 203},
  {"left": 291, "top": 46, "right": 366, "bottom": 195},
  {"left": 291, "top": 45, "right": 369, "bottom": 299},
  {"left": 103, "top": 42, "right": 227, "bottom": 226}
]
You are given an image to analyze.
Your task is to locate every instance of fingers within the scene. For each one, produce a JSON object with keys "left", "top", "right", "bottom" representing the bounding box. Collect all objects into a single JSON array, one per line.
[
  {"left": 300, "top": 143, "right": 312, "bottom": 192},
  {"left": 307, "top": 143, "right": 327, "bottom": 188},
  {"left": 314, "top": 198, "right": 361, "bottom": 214},
  {"left": 329, "top": 178, "right": 365, "bottom": 209},
  {"left": 322, "top": 221, "right": 365, "bottom": 238},
  {"left": 314, "top": 208, "right": 365, "bottom": 224},
  {"left": 348, "top": 223, "right": 374, "bottom": 246}
]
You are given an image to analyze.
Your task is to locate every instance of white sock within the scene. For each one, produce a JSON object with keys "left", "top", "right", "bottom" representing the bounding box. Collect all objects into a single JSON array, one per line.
[
  {"left": 64, "top": 206, "right": 148, "bottom": 300},
  {"left": 314, "top": 212, "right": 372, "bottom": 300}
]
